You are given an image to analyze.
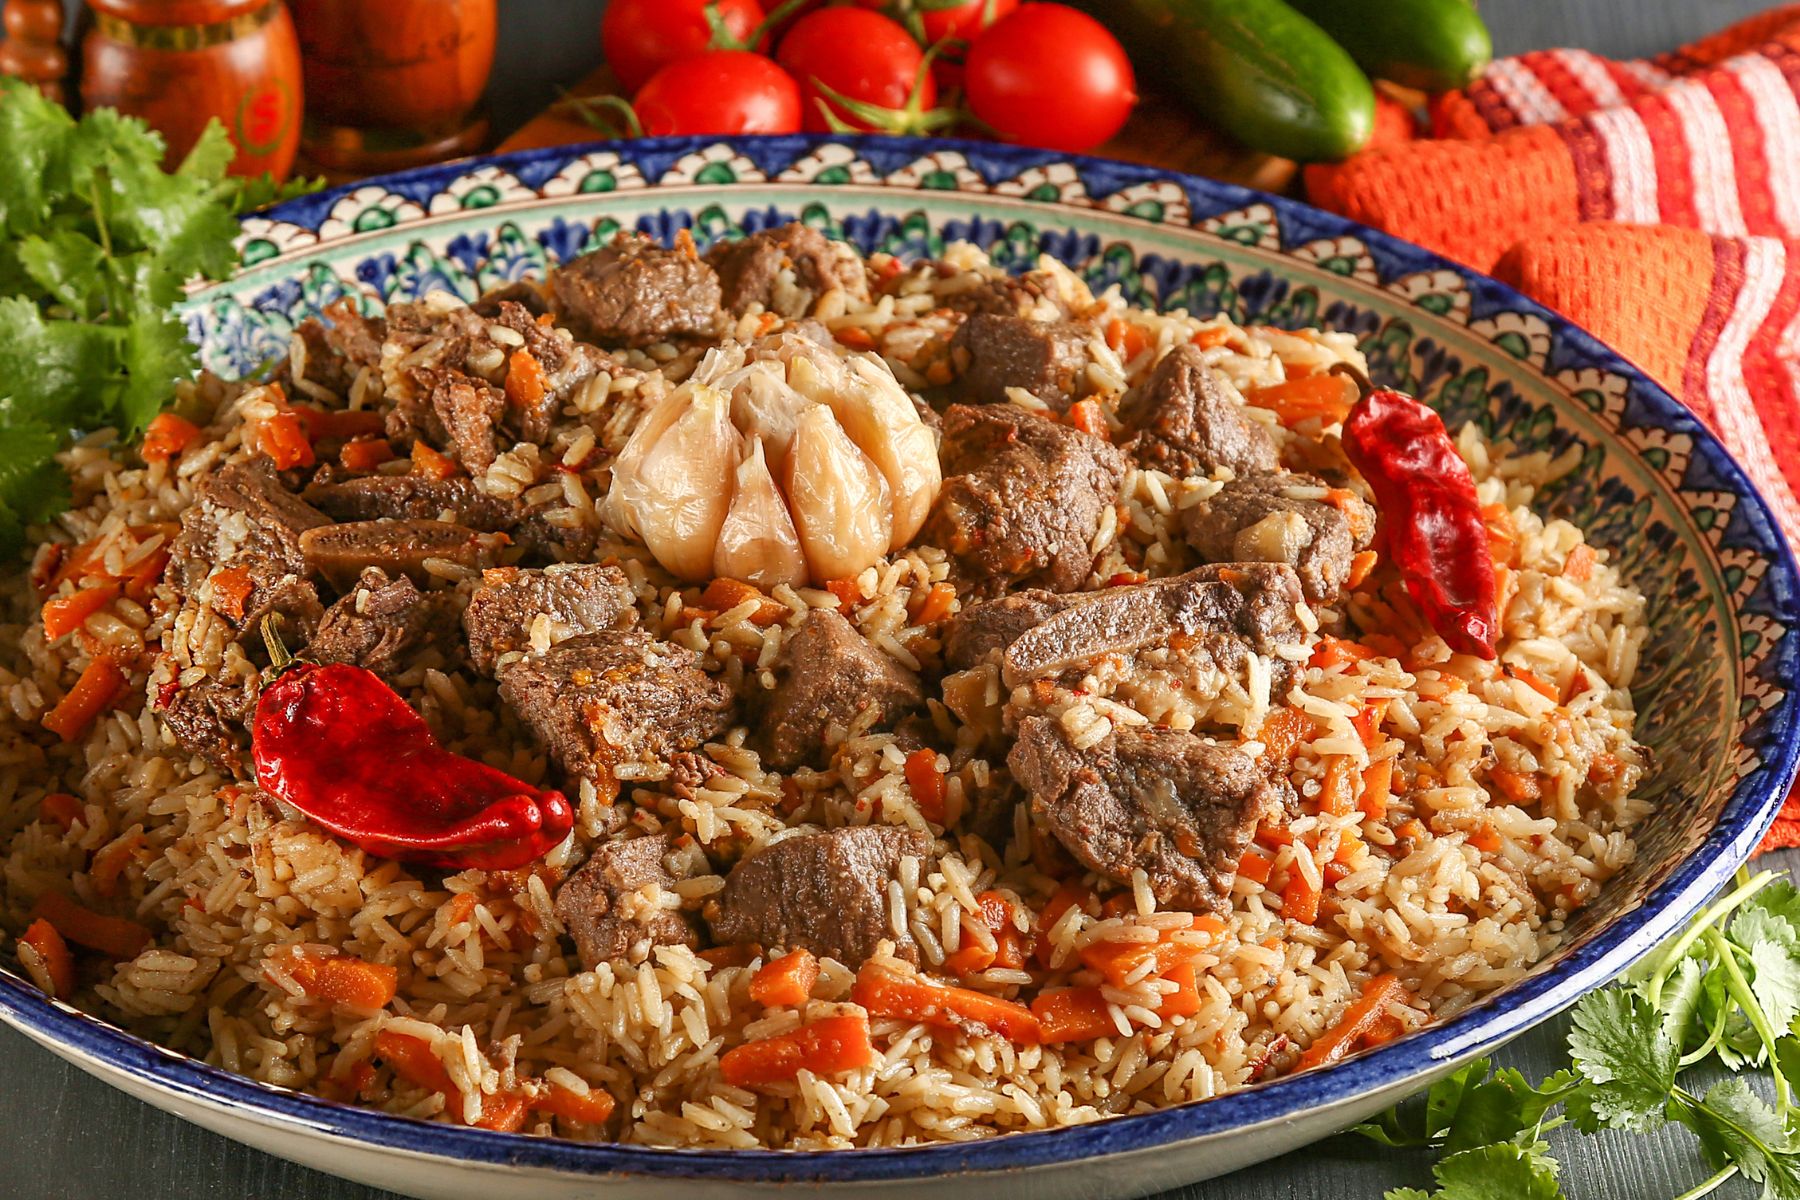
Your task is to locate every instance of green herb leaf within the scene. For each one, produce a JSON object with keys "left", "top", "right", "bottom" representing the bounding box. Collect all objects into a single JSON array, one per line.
[
  {"left": 1427, "top": 1143, "right": 1565, "bottom": 1200},
  {"left": 1678, "top": 1079, "right": 1800, "bottom": 1200},
  {"left": 1567, "top": 989, "right": 1678, "bottom": 1133}
]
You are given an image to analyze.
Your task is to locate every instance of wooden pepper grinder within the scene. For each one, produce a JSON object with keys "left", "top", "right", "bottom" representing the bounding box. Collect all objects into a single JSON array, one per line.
[
  {"left": 0, "top": 0, "right": 70, "bottom": 101},
  {"left": 290, "top": 0, "right": 495, "bottom": 180},
  {"left": 80, "top": 0, "right": 303, "bottom": 180}
]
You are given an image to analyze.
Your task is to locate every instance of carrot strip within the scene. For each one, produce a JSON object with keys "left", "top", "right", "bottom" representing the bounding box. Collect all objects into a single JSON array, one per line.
[
  {"left": 904, "top": 748, "right": 947, "bottom": 824},
  {"left": 1191, "top": 326, "right": 1231, "bottom": 349},
  {"left": 1298, "top": 974, "right": 1409, "bottom": 1069},
  {"left": 1158, "top": 960, "right": 1203, "bottom": 1018},
  {"left": 266, "top": 946, "right": 399, "bottom": 1009},
  {"left": 90, "top": 833, "right": 146, "bottom": 899},
  {"left": 533, "top": 1083, "right": 616, "bottom": 1126},
  {"left": 410, "top": 441, "right": 459, "bottom": 480},
  {"left": 1066, "top": 398, "right": 1110, "bottom": 440},
  {"left": 1103, "top": 317, "right": 1151, "bottom": 361},
  {"left": 1468, "top": 824, "right": 1504, "bottom": 854},
  {"left": 1030, "top": 986, "right": 1118, "bottom": 1044},
  {"left": 907, "top": 580, "right": 957, "bottom": 625},
  {"left": 836, "top": 326, "right": 876, "bottom": 351},
  {"left": 1488, "top": 768, "right": 1541, "bottom": 804},
  {"left": 339, "top": 437, "right": 395, "bottom": 472},
  {"left": 1507, "top": 667, "right": 1559, "bottom": 703},
  {"left": 1256, "top": 708, "right": 1315, "bottom": 765},
  {"left": 1359, "top": 759, "right": 1393, "bottom": 821},
  {"left": 257, "top": 410, "right": 315, "bottom": 470},
  {"left": 141, "top": 413, "right": 201, "bottom": 463},
  {"left": 1079, "top": 937, "right": 1208, "bottom": 990},
  {"left": 1034, "top": 882, "right": 1094, "bottom": 968},
  {"left": 119, "top": 547, "right": 170, "bottom": 602},
  {"left": 210, "top": 566, "right": 255, "bottom": 623},
  {"left": 1236, "top": 850, "right": 1274, "bottom": 885},
  {"left": 374, "top": 1030, "right": 526, "bottom": 1128},
  {"left": 20, "top": 919, "right": 75, "bottom": 999},
  {"left": 1282, "top": 870, "right": 1321, "bottom": 924},
  {"left": 1243, "top": 373, "right": 1359, "bottom": 427},
  {"left": 698, "top": 944, "right": 759, "bottom": 970},
  {"left": 1482, "top": 502, "right": 1517, "bottom": 567},
  {"left": 719, "top": 1013, "right": 875, "bottom": 1086},
  {"left": 42, "top": 582, "right": 120, "bottom": 641},
  {"left": 43, "top": 657, "right": 127, "bottom": 742},
  {"left": 852, "top": 963, "right": 1041, "bottom": 1043},
  {"left": 27, "top": 891, "right": 151, "bottom": 959},
  {"left": 1352, "top": 700, "right": 1390, "bottom": 750},
  {"left": 1564, "top": 543, "right": 1597, "bottom": 582},
  {"left": 39, "top": 792, "right": 83, "bottom": 830},
  {"left": 749, "top": 949, "right": 819, "bottom": 1008},
  {"left": 1345, "top": 549, "right": 1379, "bottom": 590},
  {"left": 1318, "top": 759, "right": 1356, "bottom": 818},
  {"left": 504, "top": 350, "right": 548, "bottom": 409},
  {"left": 700, "top": 577, "right": 787, "bottom": 625},
  {"left": 292, "top": 405, "right": 386, "bottom": 444}
]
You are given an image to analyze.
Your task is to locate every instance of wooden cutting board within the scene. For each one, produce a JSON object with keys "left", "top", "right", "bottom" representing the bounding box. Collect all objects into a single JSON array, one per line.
[{"left": 497, "top": 63, "right": 1299, "bottom": 193}]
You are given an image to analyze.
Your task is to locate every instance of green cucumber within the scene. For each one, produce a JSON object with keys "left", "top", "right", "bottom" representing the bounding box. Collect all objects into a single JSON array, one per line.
[
  {"left": 1092, "top": 0, "right": 1375, "bottom": 163},
  {"left": 1286, "top": 0, "right": 1492, "bottom": 91}
]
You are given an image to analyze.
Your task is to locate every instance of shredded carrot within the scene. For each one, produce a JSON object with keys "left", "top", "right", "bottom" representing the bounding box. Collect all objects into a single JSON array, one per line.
[
  {"left": 1030, "top": 986, "right": 1118, "bottom": 1044},
  {"left": 1298, "top": 974, "right": 1409, "bottom": 1069},
  {"left": 20, "top": 918, "right": 75, "bottom": 999},
  {"left": 292, "top": 405, "right": 385, "bottom": 444},
  {"left": 1564, "top": 542, "right": 1597, "bottom": 582},
  {"left": 1506, "top": 666, "right": 1559, "bottom": 703},
  {"left": 141, "top": 413, "right": 201, "bottom": 463},
  {"left": 720, "top": 1013, "right": 875, "bottom": 1086},
  {"left": 1482, "top": 502, "right": 1517, "bottom": 567},
  {"left": 1318, "top": 759, "right": 1357, "bottom": 818},
  {"left": 1588, "top": 752, "right": 1623, "bottom": 785},
  {"left": 1488, "top": 768, "right": 1541, "bottom": 804},
  {"left": 1308, "top": 636, "right": 1377, "bottom": 670},
  {"left": 947, "top": 891, "right": 1028, "bottom": 974},
  {"left": 904, "top": 748, "right": 947, "bottom": 824},
  {"left": 852, "top": 963, "right": 1041, "bottom": 1043},
  {"left": 1281, "top": 870, "right": 1321, "bottom": 924},
  {"left": 340, "top": 437, "right": 396, "bottom": 472},
  {"left": 1352, "top": 700, "right": 1390, "bottom": 750},
  {"left": 533, "top": 1083, "right": 616, "bottom": 1126},
  {"left": 39, "top": 792, "right": 82, "bottom": 830},
  {"left": 835, "top": 326, "right": 876, "bottom": 351},
  {"left": 1256, "top": 707, "right": 1315, "bottom": 765},
  {"left": 210, "top": 566, "right": 255, "bottom": 623},
  {"left": 410, "top": 441, "right": 459, "bottom": 480},
  {"left": 749, "top": 948, "right": 819, "bottom": 1008},
  {"left": 90, "top": 833, "right": 146, "bottom": 899},
  {"left": 267, "top": 946, "right": 399, "bottom": 1009},
  {"left": 27, "top": 891, "right": 151, "bottom": 959},
  {"left": 699, "top": 577, "right": 786, "bottom": 625},
  {"left": 1158, "top": 960, "right": 1203, "bottom": 1018},
  {"left": 42, "top": 582, "right": 120, "bottom": 641},
  {"left": 907, "top": 580, "right": 957, "bottom": 625},
  {"left": 824, "top": 577, "right": 861, "bottom": 614},
  {"left": 1255, "top": 820, "right": 1295, "bottom": 847},
  {"left": 1079, "top": 934, "right": 1210, "bottom": 990},
  {"left": 1396, "top": 818, "right": 1427, "bottom": 843},
  {"left": 119, "top": 546, "right": 170, "bottom": 602},
  {"left": 43, "top": 656, "right": 127, "bottom": 742},
  {"left": 1034, "top": 882, "right": 1093, "bottom": 968},
  {"left": 1236, "top": 850, "right": 1274, "bottom": 885},
  {"left": 1066, "top": 397, "right": 1110, "bottom": 440},
  {"left": 1104, "top": 317, "right": 1152, "bottom": 361},
  {"left": 257, "top": 410, "right": 315, "bottom": 470},
  {"left": 698, "top": 944, "right": 760, "bottom": 970},
  {"left": 1323, "top": 860, "right": 1352, "bottom": 887},
  {"left": 1190, "top": 326, "right": 1231, "bottom": 349},
  {"left": 1243, "top": 373, "right": 1359, "bottom": 427},
  {"left": 1359, "top": 759, "right": 1393, "bottom": 821},
  {"left": 374, "top": 1030, "right": 526, "bottom": 1128},
  {"left": 444, "top": 892, "right": 479, "bottom": 928},
  {"left": 504, "top": 349, "right": 548, "bottom": 409},
  {"left": 1468, "top": 824, "right": 1504, "bottom": 854},
  {"left": 1364, "top": 1012, "right": 1407, "bottom": 1048},
  {"left": 1345, "top": 549, "right": 1379, "bottom": 590}
]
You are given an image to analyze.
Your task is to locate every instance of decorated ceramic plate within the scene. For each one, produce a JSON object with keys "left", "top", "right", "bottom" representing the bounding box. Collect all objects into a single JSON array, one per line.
[{"left": 0, "top": 134, "right": 1796, "bottom": 1200}]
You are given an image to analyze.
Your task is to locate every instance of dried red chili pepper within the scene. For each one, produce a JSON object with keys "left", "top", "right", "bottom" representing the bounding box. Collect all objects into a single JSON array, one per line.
[
  {"left": 252, "top": 635, "right": 573, "bottom": 869},
  {"left": 1336, "top": 368, "right": 1498, "bottom": 659}
]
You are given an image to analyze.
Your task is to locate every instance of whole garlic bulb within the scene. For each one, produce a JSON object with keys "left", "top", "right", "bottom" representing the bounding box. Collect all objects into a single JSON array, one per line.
[{"left": 602, "top": 329, "right": 941, "bottom": 589}]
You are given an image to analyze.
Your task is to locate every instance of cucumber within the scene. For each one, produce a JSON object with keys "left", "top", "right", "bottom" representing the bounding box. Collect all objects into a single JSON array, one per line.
[
  {"left": 1286, "top": 0, "right": 1492, "bottom": 91},
  {"left": 1091, "top": 0, "right": 1376, "bottom": 163}
]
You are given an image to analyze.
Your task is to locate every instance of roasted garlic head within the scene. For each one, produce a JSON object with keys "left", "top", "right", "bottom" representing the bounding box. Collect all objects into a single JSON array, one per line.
[{"left": 603, "top": 328, "right": 940, "bottom": 588}]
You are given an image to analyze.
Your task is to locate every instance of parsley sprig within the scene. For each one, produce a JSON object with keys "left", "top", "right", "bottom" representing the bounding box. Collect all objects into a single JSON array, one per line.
[
  {"left": 1357, "top": 869, "right": 1800, "bottom": 1200},
  {"left": 0, "top": 79, "right": 318, "bottom": 552}
]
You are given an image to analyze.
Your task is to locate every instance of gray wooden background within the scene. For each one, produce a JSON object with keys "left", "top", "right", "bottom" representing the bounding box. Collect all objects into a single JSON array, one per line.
[{"left": 0, "top": 0, "right": 1785, "bottom": 1196}]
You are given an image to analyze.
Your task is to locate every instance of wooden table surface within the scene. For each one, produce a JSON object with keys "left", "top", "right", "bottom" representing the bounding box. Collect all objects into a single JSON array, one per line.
[{"left": 1, "top": 1, "right": 1786, "bottom": 1197}]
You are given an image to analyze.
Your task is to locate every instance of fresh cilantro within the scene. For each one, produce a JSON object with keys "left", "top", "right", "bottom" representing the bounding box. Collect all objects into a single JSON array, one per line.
[
  {"left": 1363, "top": 869, "right": 1800, "bottom": 1200},
  {"left": 0, "top": 79, "right": 323, "bottom": 553}
]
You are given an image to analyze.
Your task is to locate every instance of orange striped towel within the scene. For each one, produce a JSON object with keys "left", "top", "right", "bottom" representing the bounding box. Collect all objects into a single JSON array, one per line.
[{"left": 1306, "top": 9, "right": 1800, "bottom": 850}]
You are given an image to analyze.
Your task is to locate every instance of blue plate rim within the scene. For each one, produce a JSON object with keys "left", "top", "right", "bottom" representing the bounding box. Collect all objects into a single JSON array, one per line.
[{"left": 2, "top": 132, "right": 1796, "bottom": 1184}]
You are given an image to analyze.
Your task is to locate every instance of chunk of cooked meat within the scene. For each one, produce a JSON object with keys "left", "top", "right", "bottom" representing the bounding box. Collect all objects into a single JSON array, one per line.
[
  {"left": 298, "top": 520, "right": 503, "bottom": 590},
  {"left": 379, "top": 300, "right": 511, "bottom": 433},
  {"left": 1117, "top": 344, "right": 1279, "bottom": 479},
  {"left": 470, "top": 280, "right": 548, "bottom": 319},
  {"left": 935, "top": 269, "right": 1080, "bottom": 320},
  {"left": 463, "top": 563, "right": 638, "bottom": 674},
  {"left": 554, "top": 833, "right": 701, "bottom": 968},
  {"left": 949, "top": 314, "right": 1091, "bottom": 412},
  {"left": 302, "top": 471, "right": 522, "bottom": 531},
  {"left": 293, "top": 299, "right": 385, "bottom": 392},
  {"left": 158, "top": 672, "right": 257, "bottom": 775},
  {"left": 1007, "top": 717, "right": 1282, "bottom": 912},
  {"left": 923, "top": 404, "right": 1125, "bottom": 594},
  {"left": 707, "top": 222, "right": 868, "bottom": 315},
  {"left": 1181, "top": 472, "right": 1374, "bottom": 605},
  {"left": 550, "top": 232, "right": 724, "bottom": 347},
  {"left": 511, "top": 503, "right": 603, "bottom": 563},
  {"left": 305, "top": 567, "right": 466, "bottom": 679},
  {"left": 421, "top": 371, "right": 505, "bottom": 474},
  {"left": 708, "top": 826, "right": 934, "bottom": 965},
  {"left": 495, "top": 630, "right": 734, "bottom": 795},
  {"left": 948, "top": 563, "right": 1307, "bottom": 689},
  {"left": 169, "top": 457, "right": 330, "bottom": 630},
  {"left": 485, "top": 300, "right": 610, "bottom": 443},
  {"left": 759, "top": 609, "right": 923, "bottom": 769}
]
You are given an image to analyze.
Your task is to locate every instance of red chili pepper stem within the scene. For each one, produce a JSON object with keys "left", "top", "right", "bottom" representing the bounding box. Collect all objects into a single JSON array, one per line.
[{"left": 261, "top": 612, "right": 296, "bottom": 672}]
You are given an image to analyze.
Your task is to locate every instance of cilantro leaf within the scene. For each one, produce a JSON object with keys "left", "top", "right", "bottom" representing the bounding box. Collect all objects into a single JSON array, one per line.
[
  {"left": 0, "top": 296, "right": 124, "bottom": 429},
  {"left": 1385, "top": 1191, "right": 1432, "bottom": 1200},
  {"left": 0, "top": 419, "right": 71, "bottom": 555},
  {"left": 1679, "top": 1079, "right": 1800, "bottom": 1200},
  {"left": 16, "top": 230, "right": 107, "bottom": 319},
  {"left": 1749, "top": 938, "right": 1800, "bottom": 1041},
  {"left": 1427, "top": 1143, "right": 1565, "bottom": 1200},
  {"left": 1567, "top": 990, "right": 1678, "bottom": 1133}
]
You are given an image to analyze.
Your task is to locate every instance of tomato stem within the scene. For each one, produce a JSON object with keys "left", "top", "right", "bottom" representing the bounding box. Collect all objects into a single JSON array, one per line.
[{"left": 556, "top": 90, "right": 644, "bottom": 139}]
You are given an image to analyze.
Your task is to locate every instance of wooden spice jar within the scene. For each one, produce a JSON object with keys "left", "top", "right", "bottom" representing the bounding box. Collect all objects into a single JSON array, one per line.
[
  {"left": 290, "top": 0, "right": 496, "bottom": 178},
  {"left": 81, "top": 0, "right": 303, "bottom": 179}
]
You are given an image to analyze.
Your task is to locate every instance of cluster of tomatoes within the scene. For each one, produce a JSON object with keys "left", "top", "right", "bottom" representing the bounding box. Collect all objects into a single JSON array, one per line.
[{"left": 597, "top": 0, "right": 1138, "bottom": 153}]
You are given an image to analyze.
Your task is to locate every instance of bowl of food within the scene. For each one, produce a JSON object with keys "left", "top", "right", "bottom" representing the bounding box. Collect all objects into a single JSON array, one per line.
[{"left": 0, "top": 133, "right": 1795, "bottom": 1200}]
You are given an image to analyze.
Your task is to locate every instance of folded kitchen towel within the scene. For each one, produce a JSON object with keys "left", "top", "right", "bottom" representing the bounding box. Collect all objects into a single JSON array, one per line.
[{"left": 1305, "top": 9, "right": 1800, "bottom": 849}]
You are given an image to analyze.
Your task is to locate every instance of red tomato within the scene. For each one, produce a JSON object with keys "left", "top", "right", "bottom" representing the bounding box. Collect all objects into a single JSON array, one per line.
[
  {"left": 602, "top": 0, "right": 765, "bottom": 94},
  {"left": 634, "top": 52, "right": 803, "bottom": 136},
  {"left": 776, "top": 7, "right": 936, "bottom": 133},
  {"left": 918, "top": 0, "right": 1019, "bottom": 43},
  {"left": 964, "top": 4, "right": 1137, "bottom": 152}
]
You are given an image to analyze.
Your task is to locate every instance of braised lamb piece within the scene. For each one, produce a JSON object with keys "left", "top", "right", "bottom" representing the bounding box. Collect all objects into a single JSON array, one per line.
[
  {"left": 169, "top": 457, "right": 330, "bottom": 632},
  {"left": 708, "top": 826, "right": 934, "bottom": 965},
  {"left": 554, "top": 833, "right": 702, "bottom": 968},
  {"left": 302, "top": 471, "right": 522, "bottom": 531},
  {"left": 159, "top": 673, "right": 258, "bottom": 775},
  {"left": 1182, "top": 472, "right": 1374, "bottom": 605},
  {"left": 1008, "top": 717, "right": 1283, "bottom": 912},
  {"left": 298, "top": 519, "right": 503, "bottom": 590},
  {"left": 707, "top": 222, "right": 868, "bottom": 315},
  {"left": 304, "top": 567, "right": 465, "bottom": 680},
  {"left": 948, "top": 313, "right": 1091, "bottom": 412},
  {"left": 463, "top": 563, "right": 638, "bottom": 674},
  {"left": 495, "top": 629, "right": 733, "bottom": 796},
  {"left": 1117, "top": 344, "right": 1280, "bottom": 479},
  {"left": 759, "top": 609, "right": 924, "bottom": 770},
  {"left": 550, "top": 232, "right": 724, "bottom": 347},
  {"left": 923, "top": 404, "right": 1125, "bottom": 594}
]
